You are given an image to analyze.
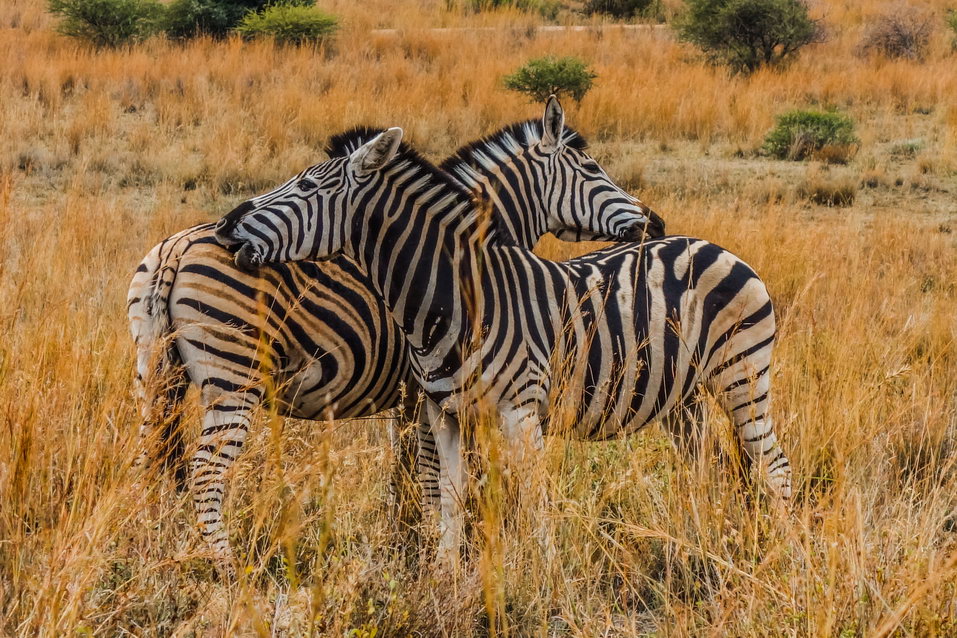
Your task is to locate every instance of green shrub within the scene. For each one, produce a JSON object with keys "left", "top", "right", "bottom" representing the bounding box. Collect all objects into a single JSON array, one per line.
[
  {"left": 675, "top": 0, "right": 822, "bottom": 73},
  {"left": 162, "top": 0, "right": 256, "bottom": 39},
  {"left": 48, "top": 0, "right": 163, "bottom": 47},
  {"left": 583, "top": 0, "right": 654, "bottom": 19},
  {"left": 763, "top": 109, "right": 858, "bottom": 162},
  {"left": 235, "top": 4, "right": 338, "bottom": 46},
  {"left": 163, "top": 0, "right": 315, "bottom": 39},
  {"left": 502, "top": 56, "right": 596, "bottom": 103}
]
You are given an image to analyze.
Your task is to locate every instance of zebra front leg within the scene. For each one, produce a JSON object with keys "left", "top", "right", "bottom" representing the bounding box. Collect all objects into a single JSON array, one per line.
[
  {"left": 190, "top": 398, "right": 257, "bottom": 574},
  {"left": 426, "top": 400, "right": 466, "bottom": 567},
  {"left": 499, "top": 407, "right": 552, "bottom": 558},
  {"left": 712, "top": 360, "right": 792, "bottom": 500},
  {"left": 386, "top": 399, "right": 423, "bottom": 552},
  {"left": 417, "top": 413, "right": 441, "bottom": 524}
]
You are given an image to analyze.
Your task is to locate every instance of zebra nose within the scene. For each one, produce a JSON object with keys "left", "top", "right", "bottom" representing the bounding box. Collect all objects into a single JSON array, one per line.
[{"left": 646, "top": 209, "right": 666, "bottom": 238}]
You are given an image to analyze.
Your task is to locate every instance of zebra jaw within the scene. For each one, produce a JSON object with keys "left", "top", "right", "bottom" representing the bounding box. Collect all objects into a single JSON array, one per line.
[{"left": 234, "top": 243, "right": 263, "bottom": 271}]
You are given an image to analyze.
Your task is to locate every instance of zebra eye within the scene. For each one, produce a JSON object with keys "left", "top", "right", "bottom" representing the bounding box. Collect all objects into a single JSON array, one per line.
[
  {"left": 297, "top": 179, "right": 317, "bottom": 191},
  {"left": 583, "top": 161, "right": 602, "bottom": 173}
]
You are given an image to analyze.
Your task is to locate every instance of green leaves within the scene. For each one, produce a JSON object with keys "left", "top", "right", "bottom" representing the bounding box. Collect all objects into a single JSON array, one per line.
[
  {"left": 234, "top": 4, "right": 339, "bottom": 46},
  {"left": 675, "top": 0, "right": 822, "bottom": 73},
  {"left": 763, "top": 109, "right": 858, "bottom": 162},
  {"left": 502, "top": 56, "right": 597, "bottom": 104},
  {"left": 48, "top": 0, "right": 163, "bottom": 48}
]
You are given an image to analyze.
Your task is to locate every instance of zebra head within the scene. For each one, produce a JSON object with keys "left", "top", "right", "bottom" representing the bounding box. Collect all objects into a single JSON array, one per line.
[
  {"left": 214, "top": 128, "right": 404, "bottom": 270},
  {"left": 536, "top": 96, "right": 665, "bottom": 242},
  {"left": 442, "top": 96, "right": 665, "bottom": 244}
]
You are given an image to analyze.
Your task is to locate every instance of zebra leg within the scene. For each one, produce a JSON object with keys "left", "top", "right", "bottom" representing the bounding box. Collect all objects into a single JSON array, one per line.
[
  {"left": 711, "top": 360, "right": 792, "bottom": 499},
  {"left": 132, "top": 346, "right": 190, "bottom": 488},
  {"left": 417, "top": 415, "right": 441, "bottom": 522},
  {"left": 386, "top": 399, "right": 423, "bottom": 551},
  {"left": 426, "top": 400, "right": 466, "bottom": 566},
  {"left": 499, "top": 408, "right": 552, "bottom": 556},
  {"left": 660, "top": 391, "right": 708, "bottom": 462},
  {"left": 189, "top": 396, "right": 258, "bottom": 572}
]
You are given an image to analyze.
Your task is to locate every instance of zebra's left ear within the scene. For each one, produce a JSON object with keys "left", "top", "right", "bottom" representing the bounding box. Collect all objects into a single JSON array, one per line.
[
  {"left": 540, "top": 95, "right": 565, "bottom": 153},
  {"left": 350, "top": 127, "right": 403, "bottom": 175}
]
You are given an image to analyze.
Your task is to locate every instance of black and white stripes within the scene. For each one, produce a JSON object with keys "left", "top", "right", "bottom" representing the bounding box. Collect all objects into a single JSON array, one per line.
[
  {"left": 127, "top": 98, "right": 661, "bottom": 562},
  {"left": 215, "top": 126, "right": 792, "bottom": 556}
]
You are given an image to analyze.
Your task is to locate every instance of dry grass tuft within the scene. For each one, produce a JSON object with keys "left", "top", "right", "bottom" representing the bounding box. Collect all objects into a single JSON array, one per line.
[{"left": 1, "top": 0, "right": 957, "bottom": 635}]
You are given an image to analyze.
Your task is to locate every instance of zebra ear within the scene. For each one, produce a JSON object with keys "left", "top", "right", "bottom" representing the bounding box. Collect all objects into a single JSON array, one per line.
[
  {"left": 540, "top": 95, "right": 565, "bottom": 153},
  {"left": 350, "top": 127, "right": 403, "bottom": 174}
]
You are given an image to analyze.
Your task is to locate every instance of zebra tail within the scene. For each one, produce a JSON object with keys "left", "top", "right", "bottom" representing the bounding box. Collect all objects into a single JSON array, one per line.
[{"left": 127, "top": 226, "right": 207, "bottom": 488}]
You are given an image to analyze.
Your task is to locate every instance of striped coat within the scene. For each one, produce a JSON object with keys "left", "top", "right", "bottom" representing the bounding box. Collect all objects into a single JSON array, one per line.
[
  {"left": 128, "top": 98, "right": 663, "bottom": 563},
  {"left": 214, "top": 127, "right": 793, "bottom": 558}
]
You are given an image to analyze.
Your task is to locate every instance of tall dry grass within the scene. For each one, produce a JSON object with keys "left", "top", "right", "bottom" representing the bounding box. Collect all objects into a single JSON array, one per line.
[{"left": 1, "top": 0, "right": 956, "bottom": 634}]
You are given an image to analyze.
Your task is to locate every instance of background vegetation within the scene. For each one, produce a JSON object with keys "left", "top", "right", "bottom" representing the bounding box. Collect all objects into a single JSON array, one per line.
[{"left": 1, "top": 0, "right": 956, "bottom": 635}]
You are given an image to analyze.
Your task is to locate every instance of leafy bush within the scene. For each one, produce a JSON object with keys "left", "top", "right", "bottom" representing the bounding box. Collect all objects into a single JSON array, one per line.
[
  {"left": 763, "top": 109, "right": 858, "bottom": 162},
  {"left": 583, "top": 0, "right": 654, "bottom": 19},
  {"left": 235, "top": 4, "right": 338, "bottom": 46},
  {"left": 858, "top": 8, "right": 934, "bottom": 60},
  {"left": 163, "top": 0, "right": 315, "bottom": 39},
  {"left": 675, "top": 0, "right": 822, "bottom": 73},
  {"left": 162, "top": 0, "right": 257, "bottom": 39},
  {"left": 47, "top": 0, "right": 162, "bottom": 47},
  {"left": 502, "top": 56, "right": 596, "bottom": 103}
]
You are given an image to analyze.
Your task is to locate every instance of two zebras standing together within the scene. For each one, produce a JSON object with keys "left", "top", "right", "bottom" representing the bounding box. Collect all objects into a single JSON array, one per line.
[{"left": 128, "top": 98, "right": 792, "bottom": 568}]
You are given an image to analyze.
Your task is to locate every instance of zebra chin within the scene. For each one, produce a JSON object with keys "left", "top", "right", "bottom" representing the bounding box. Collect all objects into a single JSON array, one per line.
[{"left": 234, "top": 242, "right": 264, "bottom": 271}]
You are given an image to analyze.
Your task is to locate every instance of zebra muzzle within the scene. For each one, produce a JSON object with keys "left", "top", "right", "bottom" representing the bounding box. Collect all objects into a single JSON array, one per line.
[{"left": 235, "top": 243, "right": 263, "bottom": 271}]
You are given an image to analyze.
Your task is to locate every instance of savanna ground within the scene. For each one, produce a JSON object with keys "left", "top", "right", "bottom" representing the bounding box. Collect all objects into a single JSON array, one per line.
[{"left": 1, "top": 0, "right": 957, "bottom": 635}]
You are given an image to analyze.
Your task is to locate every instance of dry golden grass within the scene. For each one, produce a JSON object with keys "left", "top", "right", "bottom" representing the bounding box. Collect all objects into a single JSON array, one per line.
[{"left": 1, "top": 0, "right": 956, "bottom": 635}]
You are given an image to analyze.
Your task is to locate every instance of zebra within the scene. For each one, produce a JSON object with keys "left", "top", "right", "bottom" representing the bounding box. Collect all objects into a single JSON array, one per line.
[
  {"left": 213, "top": 126, "right": 794, "bottom": 560},
  {"left": 127, "top": 97, "right": 665, "bottom": 565}
]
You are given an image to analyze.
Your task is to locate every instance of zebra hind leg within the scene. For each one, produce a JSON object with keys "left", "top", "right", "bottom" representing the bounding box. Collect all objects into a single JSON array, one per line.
[
  {"left": 190, "top": 397, "right": 257, "bottom": 574},
  {"left": 134, "top": 357, "right": 190, "bottom": 489},
  {"left": 711, "top": 360, "right": 792, "bottom": 500}
]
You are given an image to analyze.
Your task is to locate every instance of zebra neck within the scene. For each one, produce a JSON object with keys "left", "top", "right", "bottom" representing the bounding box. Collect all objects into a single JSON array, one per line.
[
  {"left": 443, "top": 156, "right": 548, "bottom": 249},
  {"left": 348, "top": 169, "right": 495, "bottom": 361}
]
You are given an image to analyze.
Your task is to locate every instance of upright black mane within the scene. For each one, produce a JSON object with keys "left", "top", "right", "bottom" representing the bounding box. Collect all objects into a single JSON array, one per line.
[
  {"left": 324, "top": 125, "right": 512, "bottom": 243},
  {"left": 438, "top": 118, "right": 588, "bottom": 173},
  {"left": 324, "top": 125, "right": 472, "bottom": 199}
]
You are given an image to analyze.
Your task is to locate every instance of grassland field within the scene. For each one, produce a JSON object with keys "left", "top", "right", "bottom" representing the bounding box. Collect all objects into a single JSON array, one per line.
[{"left": 1, "top": 0, "right": 957, "bottom": 635}]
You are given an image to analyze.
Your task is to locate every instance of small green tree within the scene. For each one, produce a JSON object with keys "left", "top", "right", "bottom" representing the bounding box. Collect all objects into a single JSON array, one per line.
[
  {"left": 235, "top": 4, "right": 338, "bottom": 46},
  {"left": 675, "top": 0, "right": 822, "bottom": 73},
  {"left": 503, "top": 56, "right": 596, "bottom": 103},
  {"left": 763, "top": 109, "right": 858, "bottom": 162},
  {"left": 48, "top": 0, "right": 163, "bottom": 48}
]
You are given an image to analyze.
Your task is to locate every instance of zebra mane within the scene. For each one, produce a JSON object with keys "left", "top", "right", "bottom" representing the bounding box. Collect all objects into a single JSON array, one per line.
[
  {"left": 325, "top": 126, "right": 468, "bottom": 196},
  {"left": 438, "top": 119, "right": 588, "bottom": 173},
  {"left": 325, "top": 125, "right": 515, "bottom": 246}
]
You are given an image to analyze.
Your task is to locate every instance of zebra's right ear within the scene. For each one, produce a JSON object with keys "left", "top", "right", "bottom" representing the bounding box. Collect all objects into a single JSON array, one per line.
[
  {"left": 540, "top": 95, "right": 565, "bottom": 153},
  {"left": 350, "top": 127, "right": 403, "bottom": 175}
]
